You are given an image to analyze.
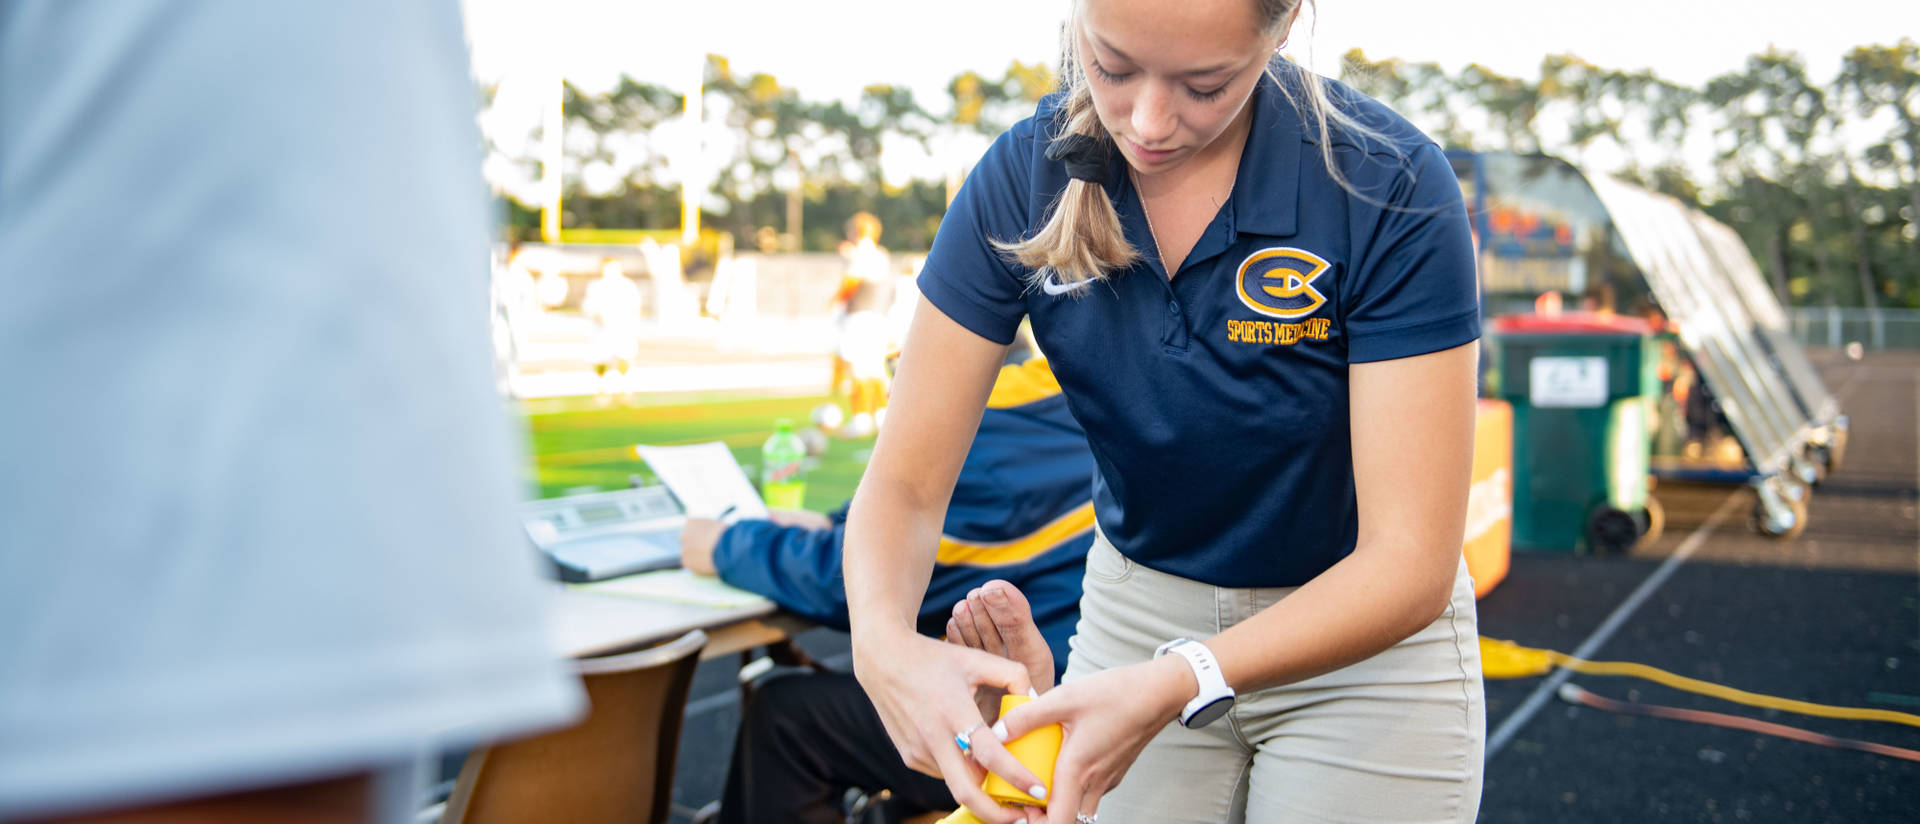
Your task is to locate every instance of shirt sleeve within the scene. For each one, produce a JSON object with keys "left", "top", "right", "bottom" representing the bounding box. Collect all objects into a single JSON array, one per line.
[
  {"left": 710, "top": 519, "right": 854, "bottom": 630},
  {"left": 1342, "top": 143, "right": 1482, "bottom": 363},
  {"left": 917, "top": 123, "right": 1038, "bottom": 345}
]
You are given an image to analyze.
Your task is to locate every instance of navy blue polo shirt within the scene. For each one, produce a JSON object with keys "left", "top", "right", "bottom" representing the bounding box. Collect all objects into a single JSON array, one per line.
[{"left": 918, "top": 63, "right": 1479, "bottom": 588}]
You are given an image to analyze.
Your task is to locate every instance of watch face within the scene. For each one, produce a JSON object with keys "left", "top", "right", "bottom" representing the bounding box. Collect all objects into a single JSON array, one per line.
[{"left": 1184, "top": 696, "right": 1233, "bottom": 728}]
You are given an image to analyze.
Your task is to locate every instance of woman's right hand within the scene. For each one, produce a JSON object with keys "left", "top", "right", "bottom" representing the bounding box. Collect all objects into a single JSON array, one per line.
[{"left": 854, "top": 627, "right": 1048, "bottom": 824}]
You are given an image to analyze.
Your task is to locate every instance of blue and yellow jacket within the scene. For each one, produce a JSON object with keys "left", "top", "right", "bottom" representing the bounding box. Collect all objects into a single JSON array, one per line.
[{"left": 711, "top": 359, "right": 1095, "bottom": 678}]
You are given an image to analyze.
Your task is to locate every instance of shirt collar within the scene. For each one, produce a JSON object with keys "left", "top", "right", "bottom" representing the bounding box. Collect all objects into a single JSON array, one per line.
[{"left": 1229, "top": 60, "right": 1305, "bottom": 238}]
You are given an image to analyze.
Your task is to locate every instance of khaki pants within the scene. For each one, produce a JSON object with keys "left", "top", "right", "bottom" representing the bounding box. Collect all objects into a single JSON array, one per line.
[{"left": 1063, "top": 534, "right": 1485, "bottom": 823}]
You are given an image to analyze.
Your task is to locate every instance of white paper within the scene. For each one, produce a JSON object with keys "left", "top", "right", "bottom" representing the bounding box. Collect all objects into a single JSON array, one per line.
[
  {"left": 1529, "top": 356, "right": 1609, "bottom": 408},
  {"left": 635, "top": 441, "right": 769, "bottom": 519},
  {"left": 573, "top": 568, "right": 769, "bottom": 609}
]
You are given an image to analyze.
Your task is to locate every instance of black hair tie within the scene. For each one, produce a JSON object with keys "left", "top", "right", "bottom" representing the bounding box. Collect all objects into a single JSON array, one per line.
[{"left": 1046, "top": 134, "right": 1110, "bottom": 185}]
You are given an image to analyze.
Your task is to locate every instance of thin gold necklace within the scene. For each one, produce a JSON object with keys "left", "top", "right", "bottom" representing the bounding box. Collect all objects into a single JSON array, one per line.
[{"left": 1132, "top": 168, "right": 1232, "bottom": 278}]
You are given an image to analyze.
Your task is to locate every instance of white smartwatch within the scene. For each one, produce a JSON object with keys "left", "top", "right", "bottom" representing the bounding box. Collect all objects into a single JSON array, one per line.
[{"left": 1154, "top": 637, "right": 1235, "bottom": 728}]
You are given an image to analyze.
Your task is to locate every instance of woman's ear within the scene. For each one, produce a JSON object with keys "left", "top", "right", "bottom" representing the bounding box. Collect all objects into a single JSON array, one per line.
[{"left": 1275, "top": 5, "right": 1302, "bottom": 51}]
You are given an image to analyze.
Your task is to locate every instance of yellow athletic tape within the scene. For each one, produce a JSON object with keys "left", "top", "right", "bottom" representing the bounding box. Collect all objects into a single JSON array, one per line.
[
  {"left": 1480, "top": 637, "right": 1920, "bottom": 729},
  {"left": 980, "top": 694, "right": 1063, "bottom": 807}
]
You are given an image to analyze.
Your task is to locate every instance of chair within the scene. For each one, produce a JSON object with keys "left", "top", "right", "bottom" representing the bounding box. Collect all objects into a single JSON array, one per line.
[{"left": 437, "top": 629, "right": 709, "bottom": 824}]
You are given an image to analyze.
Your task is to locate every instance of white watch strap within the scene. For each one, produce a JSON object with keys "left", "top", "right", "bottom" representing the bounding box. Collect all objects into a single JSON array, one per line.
[{"left": 1159, "top": 638, "right": 1233, "bottom": 722}]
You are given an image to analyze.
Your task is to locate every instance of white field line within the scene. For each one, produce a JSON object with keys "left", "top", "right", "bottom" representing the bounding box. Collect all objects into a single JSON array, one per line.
[{"left": 1486, "top": 491, "right": 1744, "bottom": 758}]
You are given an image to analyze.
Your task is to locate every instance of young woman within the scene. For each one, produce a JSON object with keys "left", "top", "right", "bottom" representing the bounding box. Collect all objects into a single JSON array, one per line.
[{"left": 844, "top": 1, "right": 1485, "bottom": 822}]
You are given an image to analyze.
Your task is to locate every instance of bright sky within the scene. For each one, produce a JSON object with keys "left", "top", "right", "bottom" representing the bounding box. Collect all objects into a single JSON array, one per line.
[{"left": 461, "top": 0, "right": 1919, "bottom": 195}]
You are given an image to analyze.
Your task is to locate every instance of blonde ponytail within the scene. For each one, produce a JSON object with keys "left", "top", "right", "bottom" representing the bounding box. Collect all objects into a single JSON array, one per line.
[{"left": 992, "top": 80, "right": 1139, "bottom": 293}]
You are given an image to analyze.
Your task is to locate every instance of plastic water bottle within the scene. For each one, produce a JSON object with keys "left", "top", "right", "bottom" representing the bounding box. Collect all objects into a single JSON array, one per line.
[{"left": 760, "top": 419, "right": 807, "bottom": 509}]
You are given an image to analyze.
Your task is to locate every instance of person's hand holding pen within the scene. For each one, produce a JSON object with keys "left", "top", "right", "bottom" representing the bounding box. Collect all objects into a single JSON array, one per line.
[
  {"left": 680, "top": 506, "right": 835, "bottom": 575},
  {"left": 678, "top": 516, "right": 727, "bottom": 575},
  {"left": 677, "top": 504, "right": 739, "bottom": 575}
]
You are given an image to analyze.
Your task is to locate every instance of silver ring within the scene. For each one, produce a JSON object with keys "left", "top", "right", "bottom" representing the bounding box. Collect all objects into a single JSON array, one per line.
[
  {"left": 954, "top": 722, "right": 989, "bottom": 755},
  {"left": 1075, "top": 814, "right": 1098, "bottom": 824}
]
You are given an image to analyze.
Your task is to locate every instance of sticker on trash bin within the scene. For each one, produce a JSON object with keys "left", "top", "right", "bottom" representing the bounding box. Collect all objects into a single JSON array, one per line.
[{"left": 1530, "top": 357, "right": 1609, "bottom": 408}]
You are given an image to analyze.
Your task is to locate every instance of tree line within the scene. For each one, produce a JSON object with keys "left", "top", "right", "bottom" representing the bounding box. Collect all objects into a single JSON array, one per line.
[{"left": 494, "top": 41, "right": 1919, "bottom": 307}]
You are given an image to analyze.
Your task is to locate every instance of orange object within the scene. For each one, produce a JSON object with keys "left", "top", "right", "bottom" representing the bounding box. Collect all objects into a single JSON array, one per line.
[
  {"left": 830, "top": 275, "right": 864, "bottom": 307},
  {"left": 1532, "top": 291, "right": 1564, "bottom": 317},
  {"left": 1463, "top": 400, "right": 1513, "bottom": 598},
  {"left": 1489, "top": 209, "right": 1514, "bottom": 234},
  {"left": 1492, "top": 312, "right": 1652, "bottom": 336}
]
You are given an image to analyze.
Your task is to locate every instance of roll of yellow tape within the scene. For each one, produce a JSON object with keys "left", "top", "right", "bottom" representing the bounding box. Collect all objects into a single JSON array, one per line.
[{"left": 979, "top": 694, "right": 1063, "bottom": 807}]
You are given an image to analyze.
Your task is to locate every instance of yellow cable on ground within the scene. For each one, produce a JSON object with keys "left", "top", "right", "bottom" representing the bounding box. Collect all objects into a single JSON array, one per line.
[{"left": 1480, "top": 636, "right": 1920, "bottom": 730}]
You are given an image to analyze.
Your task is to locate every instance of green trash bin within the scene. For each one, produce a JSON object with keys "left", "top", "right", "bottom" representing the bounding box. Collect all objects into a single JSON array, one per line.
[{"left": 1488, "top": 313, "right": 1661, "bottom": 554}]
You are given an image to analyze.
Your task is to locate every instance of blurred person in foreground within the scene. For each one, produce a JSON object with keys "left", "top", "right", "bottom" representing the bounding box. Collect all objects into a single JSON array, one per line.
[
  {"left": 678, "top": 348, "right": 1097, "bottom": 824},
  {"left": 0, "top": 2, "right": 581, "bottom": 822}
]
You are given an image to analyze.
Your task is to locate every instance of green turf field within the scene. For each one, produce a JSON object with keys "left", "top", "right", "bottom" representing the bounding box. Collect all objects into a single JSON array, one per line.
[{"left": 521, "top": 390, "right": 869, "bottom": 512}]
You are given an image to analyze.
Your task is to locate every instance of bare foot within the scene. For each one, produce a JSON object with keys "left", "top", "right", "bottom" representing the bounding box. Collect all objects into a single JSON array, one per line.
[{"left": 946, "top": 580, "right": 1055, "bottom": 693}]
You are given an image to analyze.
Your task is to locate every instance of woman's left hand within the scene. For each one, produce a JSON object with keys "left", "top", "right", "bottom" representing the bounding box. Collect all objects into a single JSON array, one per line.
[{"left": 990, "top": 654, "right": 1195, "bottom": 824}]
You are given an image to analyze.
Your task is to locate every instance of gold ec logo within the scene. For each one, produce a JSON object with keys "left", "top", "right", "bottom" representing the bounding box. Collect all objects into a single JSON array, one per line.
[{"left": 1234, "top": 247, "right": 1329, "bottom": 320}]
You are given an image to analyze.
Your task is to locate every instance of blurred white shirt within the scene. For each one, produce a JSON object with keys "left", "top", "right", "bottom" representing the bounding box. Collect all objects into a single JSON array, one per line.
[
  {"left": 0, "top": 1, "right": 582, "bottom": 818},
  {"left": 582, "top": 268, "right": 644, "bottom": 363}
]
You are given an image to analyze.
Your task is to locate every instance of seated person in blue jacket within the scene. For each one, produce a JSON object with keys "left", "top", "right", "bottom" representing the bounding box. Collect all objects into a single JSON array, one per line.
[{"left": 679, "top": 345, "right": 1095, "bottom": 824}]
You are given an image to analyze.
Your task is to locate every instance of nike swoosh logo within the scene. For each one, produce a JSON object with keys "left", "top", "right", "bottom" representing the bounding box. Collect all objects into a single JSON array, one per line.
[{"left": 1039, "top": 272, "right": 1090, "bottom": 295}]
